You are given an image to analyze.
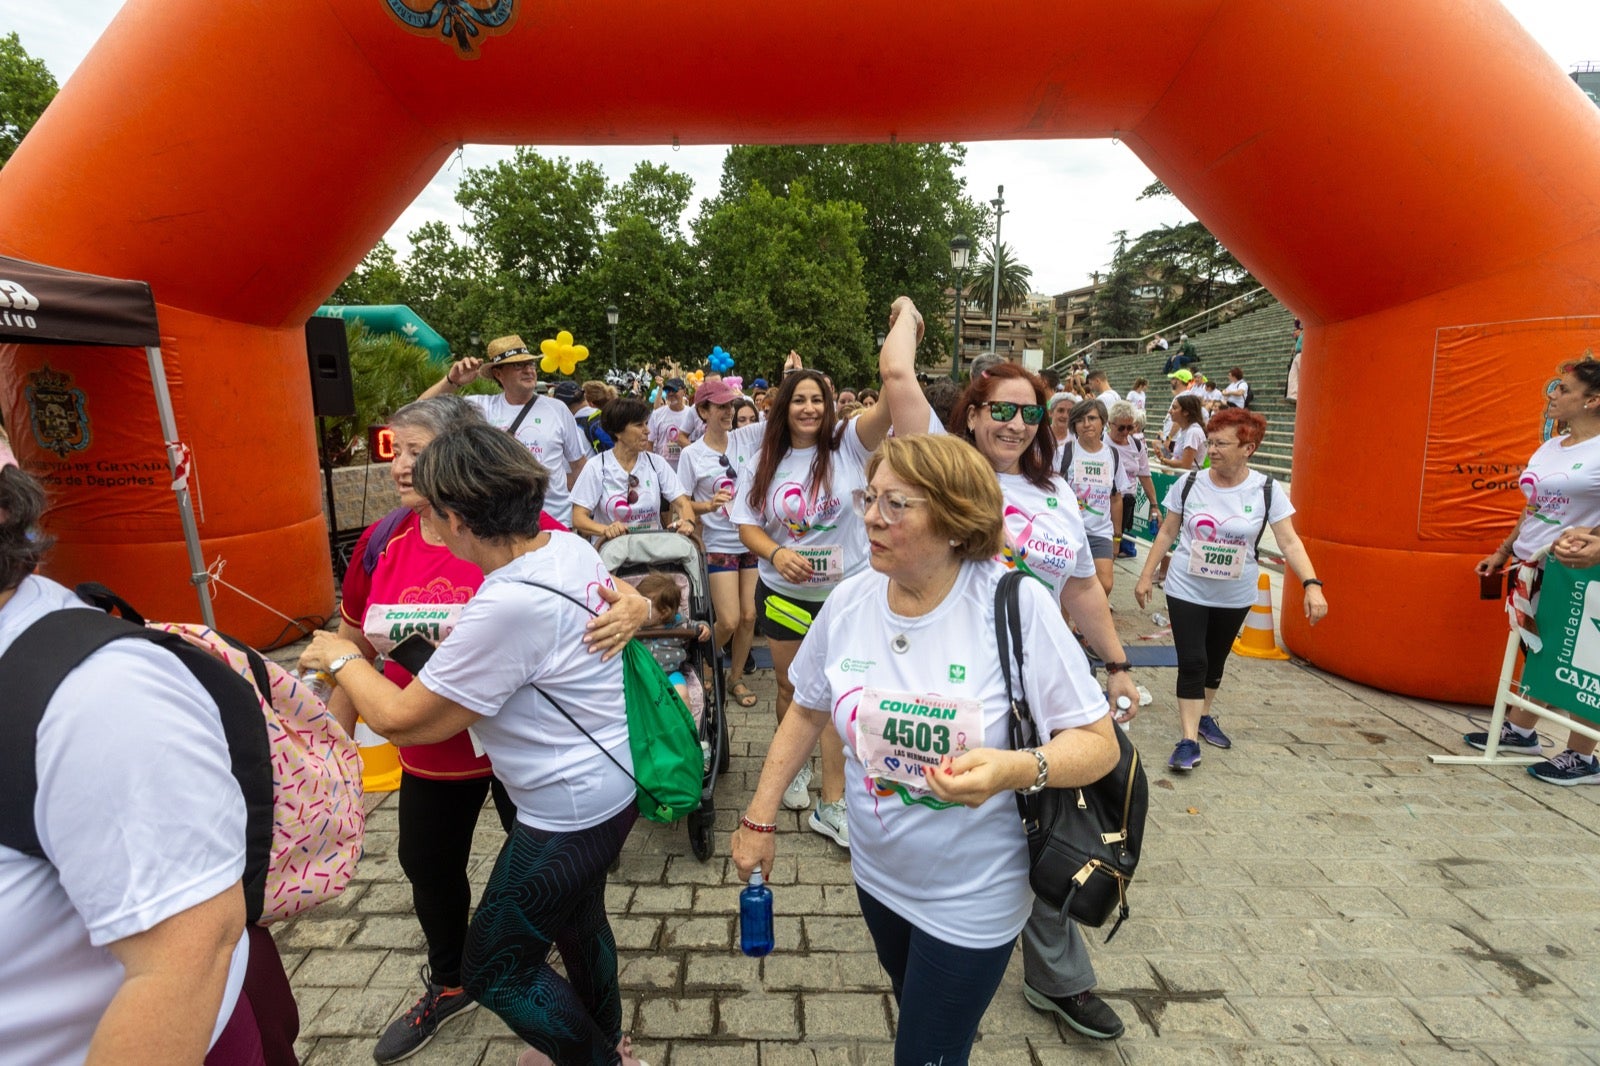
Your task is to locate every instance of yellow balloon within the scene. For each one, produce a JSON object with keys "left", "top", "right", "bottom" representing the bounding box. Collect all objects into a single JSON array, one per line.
[
  {"left": 572, "top": 345, "right": 589, "bottom": 362},
  {"left": 540, "top": 338, "right": 559, "bottom": 356},
  {"left": 556, "top": 330, "right": 574, "bottom": 347},
  {"left": 540, "top": 354, "right": 560, "bottom": 373}
]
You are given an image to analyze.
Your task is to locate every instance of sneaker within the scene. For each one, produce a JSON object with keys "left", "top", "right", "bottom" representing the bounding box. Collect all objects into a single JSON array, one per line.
[
  {"left": 1463, "top": 721, "right": 1542, "bottom": 755},
  {"left": 809, "top": 799, "right": 850, "bottom": 848},
  {"left": 374, "top": 970, "right": 479, "bottom": 1064},
  {"left": 1197, "top": 714, "right": 1232, "bottom": 749},
  {"left": 1022, "top": 984, "right": 1125, "bottom": 1040},
  {"left": 1527, "top": 749, "right": 1600, "bottom": 786},
  {"left": 1168, "top": 738, "right": 1202, "bottom": 771},
  {"left": 782, "top": 765, "right": 813, "bottom": 810}
]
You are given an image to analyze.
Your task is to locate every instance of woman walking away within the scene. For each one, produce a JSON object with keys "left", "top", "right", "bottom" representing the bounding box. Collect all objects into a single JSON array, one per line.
[
  {"left": 302, "top": 424, "right": 652, "bottom": 1066},
  {"left": 732, "top": 435, "right": 1118, "bottom": 1066},
  {"left": 1467, "top": 356, "right": 1600, "bottom": 784},
  {"left": 1135, "top": 407, "right": 1327, "bottom": 771}
]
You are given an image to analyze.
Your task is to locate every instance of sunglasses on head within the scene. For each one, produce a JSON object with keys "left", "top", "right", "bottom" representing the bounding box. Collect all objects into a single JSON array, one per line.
[{"left": 979, "top": 401, "right": 1046, "bottom": 426}]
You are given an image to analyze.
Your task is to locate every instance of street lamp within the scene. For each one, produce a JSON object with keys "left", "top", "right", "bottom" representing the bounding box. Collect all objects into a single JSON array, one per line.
[
  {"left": 988, "top": 185, "right": 1006, "bottom": 356},
  {"left": 605, "top": 303, "right": 619, "bottom": 370},
  {"left": 876, "top": 330, "right": 887, "bottom": 348},
  {"left": 949, "top": 234, "right": 971, "bottom": 380}
]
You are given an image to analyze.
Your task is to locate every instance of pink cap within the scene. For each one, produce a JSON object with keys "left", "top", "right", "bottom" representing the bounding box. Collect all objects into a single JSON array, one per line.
[{"left": 693, "top": 379, "right": 742, "bottom": 407}]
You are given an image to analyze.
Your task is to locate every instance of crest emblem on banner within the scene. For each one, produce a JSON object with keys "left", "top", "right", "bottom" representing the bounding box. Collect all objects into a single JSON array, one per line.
[
  {"left": 384, "top": 0, "right": 516, "bottom": 57},
  {"left": 25, "top": 365, "right": 92, "bottom": 457}
]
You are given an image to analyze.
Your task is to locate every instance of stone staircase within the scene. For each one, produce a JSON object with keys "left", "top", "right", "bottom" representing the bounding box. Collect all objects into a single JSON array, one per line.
[{"left": 1095, "top": 298, "right": 1300, "bottom": 480}]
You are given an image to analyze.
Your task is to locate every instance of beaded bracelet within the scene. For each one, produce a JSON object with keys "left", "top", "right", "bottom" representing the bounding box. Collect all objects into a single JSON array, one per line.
[{"left": 739, "top": 815, "right": 777, "bottom": 834}]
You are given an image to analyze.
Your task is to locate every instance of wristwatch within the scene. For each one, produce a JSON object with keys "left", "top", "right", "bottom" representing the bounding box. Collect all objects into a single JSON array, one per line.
[
  {"left": 1017, "top": 748, "right": 1049, "bottom": 795},
  {"left": 327, "top": 652, "right": 364, "bottom": 677}
]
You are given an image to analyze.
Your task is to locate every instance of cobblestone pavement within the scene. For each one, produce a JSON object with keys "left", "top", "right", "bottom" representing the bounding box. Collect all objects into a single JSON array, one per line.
[{"left": 274, "top": 559, "right": 1600, "bottom": 1065}]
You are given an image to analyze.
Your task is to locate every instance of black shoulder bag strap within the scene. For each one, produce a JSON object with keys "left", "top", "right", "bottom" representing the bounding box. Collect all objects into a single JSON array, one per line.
[
  {"left": 0, "top": 607, "right": 274, "bottom": 923},
  {"left": 1256, "top": 477, "right": 1275, "bottom": 558},
  {"left": 1058, "top": 440, "right": 1073, "bottom": 479},
  {"left": 511, "top": 580, "right": 670, "bottom": 815},
  {"left": 995, "top": 571, "right": 1042, "bottom": 828},
  {"left": 507, "top": 394, "right": 539, "bottom": 437}
]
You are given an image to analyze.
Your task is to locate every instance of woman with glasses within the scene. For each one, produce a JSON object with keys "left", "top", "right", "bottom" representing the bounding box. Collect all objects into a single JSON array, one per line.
[
  {"left": 1062, "top": 398, "right": 1134, "bottom": 597},
  {"left": 1157, "top": 394, "right": 1207, "bottom": 471},
  {"left": 571, "top": 397, "right": 697, "bottom": 543},
  {"left": 732, "top": 433, "right": 1119, "bottom": 1066},
  {"left": 885, "top": 358, "right": 1139, "bottom": 1041},
  {"left": 1135, "top": 407, "right": 1327, "bottom": 771},
  {"left": 729, "top": 309, "right": 924, "bottom": 848},
  {"left": 679, "top": 380, "right": 761, "bottom": 707},
  {"left": 1106, "top": 401, "right": 1159, "bottom": 560}
]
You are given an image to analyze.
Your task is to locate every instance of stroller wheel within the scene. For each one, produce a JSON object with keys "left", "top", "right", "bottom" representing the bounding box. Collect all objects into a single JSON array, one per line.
[{"left": 688, "top": 806, "right": 715, "bottom": 861}]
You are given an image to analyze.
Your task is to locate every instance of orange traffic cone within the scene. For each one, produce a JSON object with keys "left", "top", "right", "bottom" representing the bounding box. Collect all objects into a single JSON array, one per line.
[
  {"left": 1233, "top": 572, "right": 1291, "bottom": 660},
  {"left": 355, "top": 718, "right": 403, "bottom": 793}
]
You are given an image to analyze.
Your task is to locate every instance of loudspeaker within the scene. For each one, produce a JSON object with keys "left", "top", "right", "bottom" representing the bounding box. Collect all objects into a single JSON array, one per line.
[{"left": 305, "top": 317, "right": 355, "bottom": 417}]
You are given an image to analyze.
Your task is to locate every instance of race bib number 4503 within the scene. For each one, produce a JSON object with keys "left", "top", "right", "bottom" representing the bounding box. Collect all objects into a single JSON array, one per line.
[{"left": 855, "top": 687, "right": 984, "bottom": 790}]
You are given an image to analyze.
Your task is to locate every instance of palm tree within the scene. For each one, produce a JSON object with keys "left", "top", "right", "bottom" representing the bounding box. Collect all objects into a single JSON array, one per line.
[{"left": 964, "top": 241, "right": 1034, "bottom": 315}]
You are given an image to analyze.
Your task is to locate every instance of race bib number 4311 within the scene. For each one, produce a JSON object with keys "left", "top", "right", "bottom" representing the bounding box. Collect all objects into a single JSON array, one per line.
[
  {"left": 855, "top": 687, "right": 984, "bottom": 790},
  {"left": 362, "top": 604, "right": 465, "bottom": 655}
]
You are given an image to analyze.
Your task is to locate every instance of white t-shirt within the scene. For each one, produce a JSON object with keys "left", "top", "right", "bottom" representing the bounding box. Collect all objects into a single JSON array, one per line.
[
  {"left": 1203, "top": 387, "right": 1225, "bottom": 407},
  {"left": 1162, "top": 470, "right": 1295, "bottom": 608},
  {"left": 729, "top": 420, "right": 872, "bottom": 599},
  {"left": 569, "top": 449, "right": 688, "bottom": 535},
  {"left": 996, "top": 471, "right": 1096, "bottom": 605},
  {"left": 1096, "top": 388, "right": 1120, "bottom": 408},
  {"left": 0, "top": 577, "right": 249, "bottom": 1064},
  {"left": 1222, "top": 380, "right": 1248, "bottom": 408},
  {"left": 1063, "top": 439, "right": 1135, "bottom": 540},
  {"left": 790, "top": 562, "right": 1108, "bottom": 949},
  {"left": 1168, "top": 424, "right": 1206, "bottom": 469},
  {"left": 648, "top": 404, "right": 703, "bottom": 471},
  {"left": 465, "top": 393, "right": 591, "bottom": 525},
  {"left": 1512, "top": 433, "right": 1600, "bottom": 558},
  {"left": 679, "top": 436, "right": 757, "bottom": 554},
  {"left": 1126, "top": 389, "right": 1146, "bottom": 413},
  {"left": 1109, "top": 433, "right": 1152, "bottom": 479},
  {"left": 418, "top": 534, "right": 635, "bottom": 830}
]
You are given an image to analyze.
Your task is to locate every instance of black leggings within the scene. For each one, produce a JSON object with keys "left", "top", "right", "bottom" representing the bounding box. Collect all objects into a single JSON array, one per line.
[
  {"left": 1166, "top": 594, "right": 1252, "bottom": 700},
  {"left": 397, "top": 771, "right": 517, "bottom": 988}
]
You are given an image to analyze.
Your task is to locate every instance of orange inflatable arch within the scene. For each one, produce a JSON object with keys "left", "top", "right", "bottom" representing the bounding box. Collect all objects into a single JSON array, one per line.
[{"left": 3, "top": 0, "right": 1600, "bottom": 700}]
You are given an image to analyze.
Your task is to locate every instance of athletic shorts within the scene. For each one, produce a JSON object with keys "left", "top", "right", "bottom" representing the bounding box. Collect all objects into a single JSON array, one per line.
[
  {"left": 708, "top": 550, "right": 758, "bottom": 574},
  {"left": 1087, "top": 534, "right": 1114, "bottom": 560},
  {"left": 754, "top": 578, "right": 828, "bottom": 643}
]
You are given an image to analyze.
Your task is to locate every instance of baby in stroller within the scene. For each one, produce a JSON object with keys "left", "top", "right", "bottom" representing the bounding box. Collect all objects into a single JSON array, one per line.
[{"left": 638, "top": 571, "right": 712, "bottom": 707}]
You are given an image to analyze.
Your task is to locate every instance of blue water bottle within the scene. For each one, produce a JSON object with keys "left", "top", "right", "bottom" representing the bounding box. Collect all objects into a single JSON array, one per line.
[{"left": 739, "top": 870, "right": 774, "bottom": 957}]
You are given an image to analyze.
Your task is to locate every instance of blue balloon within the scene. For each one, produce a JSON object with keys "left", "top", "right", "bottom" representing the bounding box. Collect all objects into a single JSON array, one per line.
[{"left": 708, "top": 345, "right": 735, "bottom": 372}]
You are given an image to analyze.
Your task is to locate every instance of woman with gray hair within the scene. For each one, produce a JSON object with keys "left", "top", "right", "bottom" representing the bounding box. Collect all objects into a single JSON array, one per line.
[
  {"left": 304, "top": 422, "right": 653, "bottom": 1066},
  {"left": 328, "top": 396, "right": 646, "bottom": 1064}
]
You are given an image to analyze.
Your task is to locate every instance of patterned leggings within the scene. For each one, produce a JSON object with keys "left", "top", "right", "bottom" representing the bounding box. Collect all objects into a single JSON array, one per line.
[{"left": 462, "top": 805, "right": 637, "bottom": 1065}]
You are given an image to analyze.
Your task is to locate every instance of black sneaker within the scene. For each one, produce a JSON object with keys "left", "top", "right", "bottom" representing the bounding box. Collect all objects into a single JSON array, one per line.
[
  {"left": 1463, "top": 722, "right": 1542, "bottom": 755},
  {"left": 744, "top": 650, "right": 758, "bottom": 675},
  {"left": 373, "top": 970, "right": 479, "bottom": 1063},
  {"left": 1023, "top": 984, "right": 1125, "bottom": 1040}
]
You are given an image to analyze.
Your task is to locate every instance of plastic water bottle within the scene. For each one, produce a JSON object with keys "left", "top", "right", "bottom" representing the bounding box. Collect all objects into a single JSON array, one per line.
[
  {"left": 739, "top": 870, "right": 774, "bottom": 957},
  {"left": 1114, "top": 695, "right": 1133, "bottom": 733},
  {"left": 1150, "top": 611, "right": 1169, "bottom": 628},
  {"left": 298, "top": 668, "right": 334, "bottom": 704}
]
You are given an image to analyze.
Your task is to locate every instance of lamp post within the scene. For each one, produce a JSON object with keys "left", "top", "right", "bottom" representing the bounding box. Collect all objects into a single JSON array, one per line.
[
  {"left": 605, "top": 303, "right": 619, "bottom": 370},
  {"left": 949, "top": 234, "right": 971, "bottom": 380},
  {"left": 988, "top": 185, "right": 1005, "bottom": 356}
]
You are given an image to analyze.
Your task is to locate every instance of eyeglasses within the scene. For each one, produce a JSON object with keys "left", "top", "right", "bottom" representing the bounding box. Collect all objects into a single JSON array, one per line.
[
  {"left": 626, "top": 474, "right": 639, "bottom": 505},
  {"left": 979, "top": 401, "right": 1046, "bottom": 425},
  {"left": 1110, "top": 422, "right": 1136, "bottom": 431},
  {"left": 851, "top": 488, "right": 929, "bottom": 525},
  {"left": 1205, "top": 438, "right": 1242, "bottom": 450}
]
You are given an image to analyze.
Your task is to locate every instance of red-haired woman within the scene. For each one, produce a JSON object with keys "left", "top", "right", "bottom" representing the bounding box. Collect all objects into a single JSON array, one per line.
[
  {"left": 729, "top": 310, "right": 924, "bottom": 847},
  {"left": 1135, "top": 407, "right": 1327, "bottom": 772}
]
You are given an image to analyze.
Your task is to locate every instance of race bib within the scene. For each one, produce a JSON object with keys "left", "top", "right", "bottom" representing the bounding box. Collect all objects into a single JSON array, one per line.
[
  {"left": 362, "top": 603, "right": 465, "bottom": 655},
  {"left": 664, "top": 430, "right": 683, "bottom": 463},
  {"left": 1188, "top": 541, "right": 1245, "bottom": 580},
  {"left": 855, "top": 687, "right": 985, "bottom": 790},
  {"left": 794, "top": 544, "right": 844, "bottom": 586}
]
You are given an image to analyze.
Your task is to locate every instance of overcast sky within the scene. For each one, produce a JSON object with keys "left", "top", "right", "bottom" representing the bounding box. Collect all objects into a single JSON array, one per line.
[{"left": 3, "top": 1, "right": 1596, "bottom": 295}]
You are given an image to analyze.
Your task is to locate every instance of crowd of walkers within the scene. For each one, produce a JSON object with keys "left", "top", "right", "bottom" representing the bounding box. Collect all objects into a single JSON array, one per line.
[{"left": 12, "top": 300, "right": 1599, "bottom": 1066}]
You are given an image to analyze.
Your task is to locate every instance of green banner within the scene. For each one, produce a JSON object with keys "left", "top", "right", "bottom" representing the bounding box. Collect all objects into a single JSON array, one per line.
[
  {"left": 1519, "top": 559, "right": 1600, "bottom": 725},
  {"left": 316, "top": 304, "right": 452, "bottom": 361}
]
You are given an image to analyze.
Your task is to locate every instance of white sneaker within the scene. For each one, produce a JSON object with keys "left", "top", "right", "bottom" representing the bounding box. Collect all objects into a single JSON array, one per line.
[
  {"left": 809, "top": 799, "right": 849, "bottom": 848},
  {"left": 782, "top": 765, "right": 813, "bottom": 810}
]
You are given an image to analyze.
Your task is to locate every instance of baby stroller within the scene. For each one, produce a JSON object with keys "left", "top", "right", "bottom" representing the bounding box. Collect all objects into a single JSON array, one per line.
[{"left": 599, "top": 530, "right": 729, "bottom": 861}]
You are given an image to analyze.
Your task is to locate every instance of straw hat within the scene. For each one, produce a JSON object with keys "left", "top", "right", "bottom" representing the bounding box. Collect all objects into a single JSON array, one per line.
[{"left": 485, "top": 335, "right": 535, "bottom": 366}]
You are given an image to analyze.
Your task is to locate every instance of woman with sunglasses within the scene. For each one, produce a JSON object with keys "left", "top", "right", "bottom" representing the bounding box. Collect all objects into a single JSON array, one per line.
[
  {"left": 732, "top": 433, "right": 1119, "bottom": 1066},
  {"left": 885, "top": 357, "right": 1140, "bottom": 1040},
  {"left": 679, "top": 380, "right": 761, "bottom": 708},
  {"left": 571, "top": 397, "right": 697, "bottom": 543},
  {"left": 729, "top": 311, "right": 925, "bottom": 848}
]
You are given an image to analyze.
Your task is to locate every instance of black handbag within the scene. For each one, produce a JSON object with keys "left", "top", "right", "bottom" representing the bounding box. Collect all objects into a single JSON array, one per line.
[{"left": 995, "top": 570, "right": 1148, "bottom": 942}]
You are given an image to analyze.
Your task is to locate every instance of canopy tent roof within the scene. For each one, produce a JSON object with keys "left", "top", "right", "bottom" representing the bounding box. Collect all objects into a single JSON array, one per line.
[{"left": 0, "top": 253, "right": 160, "bottom": 348}]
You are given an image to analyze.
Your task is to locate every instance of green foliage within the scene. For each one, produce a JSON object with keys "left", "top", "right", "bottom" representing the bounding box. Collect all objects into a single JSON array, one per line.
[
  {"left": 695, "top": 181, "right": 872, "bottom": 387},
  {"left": 329, "top": 240, "right": 408, "bottom": 306},
  {"left": 964, "top": 241, "right": 1034, "bottom": 315},
  {"left": 1125, "top": 180, "right": 1257, "bottom": 323},
  {"left": 324, "top": 321, "right": 488, "bottom": 464},
  {"left": 457, "top": 148, "right": 607, "bottom": 286},
  {"left": 0, "top": 32, "right": 58, "bottom": 168},
  {"left": 1090, "top": 231, "right": 1145, "bottom": 340}
]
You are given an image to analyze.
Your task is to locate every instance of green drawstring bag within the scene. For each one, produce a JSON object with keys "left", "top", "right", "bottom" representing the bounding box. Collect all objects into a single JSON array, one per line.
[{"left": 518, "top": 581, "right": 703, "bottom": 823}]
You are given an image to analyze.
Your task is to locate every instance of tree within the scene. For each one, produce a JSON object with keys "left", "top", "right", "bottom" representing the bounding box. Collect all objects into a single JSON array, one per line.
[
  {"left": 456, "top": 149, "right": 608, "bottom": 287},
  {"left": 963, "top": 241, "right": 1034, "bottom": 315},
  {"left": 1090, "top": 231, "right": 1145, "bottom": 339},
  {"left": 0, "top": 32, "right": 58, "bottom": 168},
  {"left": 1128, "top": 180, "right": 1256, "bottom": 322},
  {"left": 328, "top": 240, "right": 409, "bottom": 307},
  {"left": 694, "top": 181, "right": 872, "bottom": 386},
  {"left": 713, "top": 144, "right": 986, "bottom": 366}
]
